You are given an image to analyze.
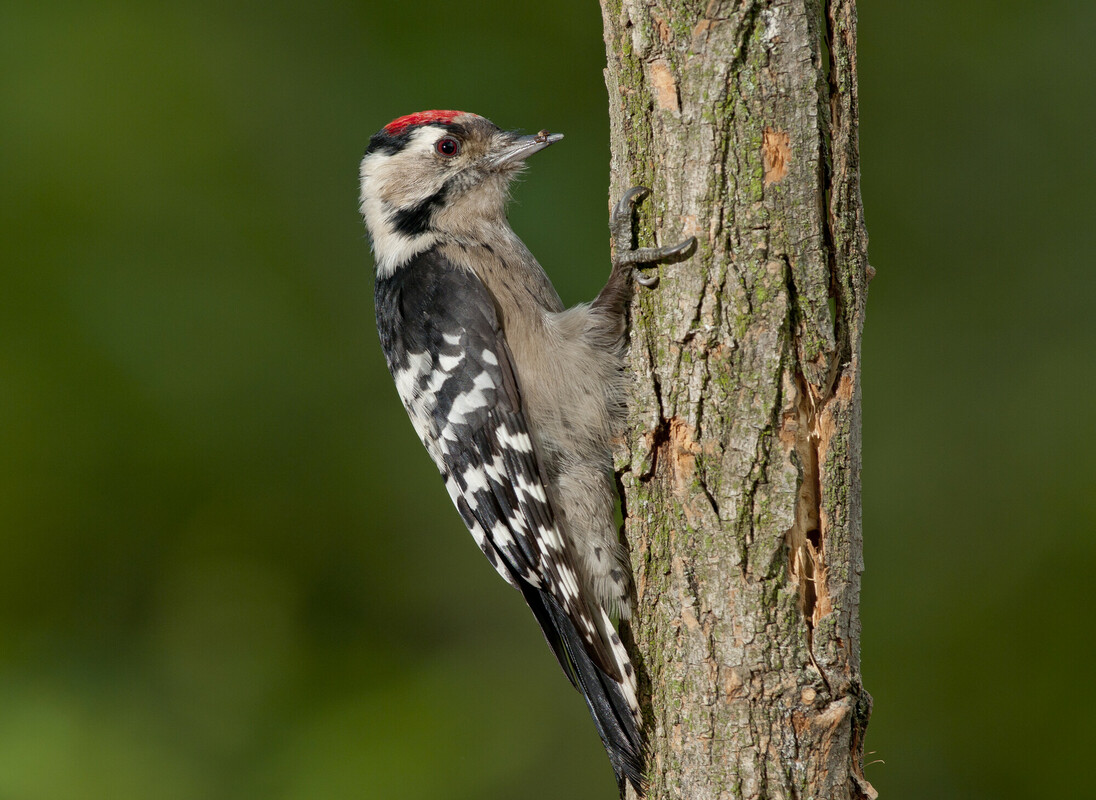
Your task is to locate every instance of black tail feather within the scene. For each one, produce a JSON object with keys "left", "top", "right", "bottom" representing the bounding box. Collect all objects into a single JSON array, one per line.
[{"left": 517, "top": 582, "right": 645, "bottom": 796}]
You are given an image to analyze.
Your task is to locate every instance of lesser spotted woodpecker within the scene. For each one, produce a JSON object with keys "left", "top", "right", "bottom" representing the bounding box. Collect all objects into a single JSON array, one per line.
[{"left": 359, "top": 110, "right": 694, "bottom": 796}]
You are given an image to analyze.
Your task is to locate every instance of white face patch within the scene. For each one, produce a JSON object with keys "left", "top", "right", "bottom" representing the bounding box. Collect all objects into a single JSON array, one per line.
[{"left": 359, "top": 126, "right": 454, "bottom": 277}]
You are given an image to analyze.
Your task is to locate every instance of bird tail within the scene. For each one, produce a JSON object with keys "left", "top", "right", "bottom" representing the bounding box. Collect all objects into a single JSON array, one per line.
[{"left": 519, "top": 584, "right": 645, "bottom": 797}]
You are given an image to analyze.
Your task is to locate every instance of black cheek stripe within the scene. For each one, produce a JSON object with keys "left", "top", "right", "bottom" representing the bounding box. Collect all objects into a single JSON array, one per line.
[{"left": 390, "top": 181, "right": 450, "bottom": 237}]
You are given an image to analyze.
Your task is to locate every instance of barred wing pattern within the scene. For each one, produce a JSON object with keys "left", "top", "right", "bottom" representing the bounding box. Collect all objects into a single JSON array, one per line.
[{"left": 374, "top": 246, "right": 643, "bottom": 790}]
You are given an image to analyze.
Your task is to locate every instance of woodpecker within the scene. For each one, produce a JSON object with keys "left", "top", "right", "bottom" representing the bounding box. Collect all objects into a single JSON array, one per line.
[{"left": 359, "top": 110, "right": 693, "bottom": 796}]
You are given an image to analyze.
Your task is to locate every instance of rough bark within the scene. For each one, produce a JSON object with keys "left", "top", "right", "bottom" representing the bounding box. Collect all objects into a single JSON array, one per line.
[{"left": 600, "top": 1, "right": 875, "bottom": 797}]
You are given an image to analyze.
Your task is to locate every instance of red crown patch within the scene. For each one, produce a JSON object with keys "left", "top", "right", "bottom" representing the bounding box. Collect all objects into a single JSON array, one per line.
[{"left": 383, "top": 110, "right": 466, "bottom": 136}]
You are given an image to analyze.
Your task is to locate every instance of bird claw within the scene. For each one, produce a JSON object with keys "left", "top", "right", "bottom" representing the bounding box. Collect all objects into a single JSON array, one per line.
[
  {"left": 610, "top": 186, "right": 696, "bottom": 287},
  {"left": 612, "top": 186, "right": 650, "bottom": 231}
]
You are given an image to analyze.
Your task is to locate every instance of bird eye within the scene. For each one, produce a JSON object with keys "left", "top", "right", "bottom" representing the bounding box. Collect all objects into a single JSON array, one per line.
[{"left": 435, "top": 137, "right": 460, "bottom": 157}]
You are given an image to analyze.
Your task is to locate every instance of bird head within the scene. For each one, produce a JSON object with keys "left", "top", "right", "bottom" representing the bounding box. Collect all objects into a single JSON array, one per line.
[{"left": 359, "top": 110, "right": 563, "bottom": 274}]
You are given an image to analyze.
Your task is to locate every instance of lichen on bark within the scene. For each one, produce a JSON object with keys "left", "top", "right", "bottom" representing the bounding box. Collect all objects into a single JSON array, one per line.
[{"left": 600, "top": 1, "right": 874, "bottom": 797}]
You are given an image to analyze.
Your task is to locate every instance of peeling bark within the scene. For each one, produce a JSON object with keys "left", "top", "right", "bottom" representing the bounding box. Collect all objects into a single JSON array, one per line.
[{"left": 600, "top": 0, "right": 874, "bottom": 797}]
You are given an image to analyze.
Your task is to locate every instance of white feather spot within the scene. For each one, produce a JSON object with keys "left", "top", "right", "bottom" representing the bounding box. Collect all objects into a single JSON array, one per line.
[
  {"left": 517, "top": 475, "right": 548, "bottom": 503},
  {"left": 438, "top": 352, "right": 462, "bottom": 372},
  {"left": 466, "top": 520, "right": 487, "bottom": 547},
  {"left": 580, "top": 615, "right": 597, "bottom": 637},
  {"left": 525, "top": 571, "right": 542, "bottom": 587},
  {"left": 491, "top": 521, "right": 514, "bottom": 548},
  {"left": 425, "top": 369, "right": 448, "bottom": 394},
  {"left": 472, "top": 371, "right": 494, "bottom": 391},
  {"left": 538, "top": 524, "right": 563, "bottom": 550},
  {"left": 556, "top": 563, "right": 581, "bottom": 600},
  {"left": 598, "top": 607, "right": 640, "bottom": 716},
  {"left": 451, "top": 388, "right": 488, "bottom": 418},
  {"left": 461, "top": 467, "right": 489, "bottom": 493},
  {"left": 394, "top": 369, "right": 417, "bottom": 405},
  {"left": 497, "top": 427, "right": 532, "bottom": 452},
  {"left": 393, "top": 350, "right": 431, "bottom": 404}
]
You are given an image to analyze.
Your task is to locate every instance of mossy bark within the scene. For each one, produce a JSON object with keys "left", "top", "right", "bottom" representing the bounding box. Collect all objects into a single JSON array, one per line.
[{"left": 601, "top": 1, "right": 875, "bottom": 797}]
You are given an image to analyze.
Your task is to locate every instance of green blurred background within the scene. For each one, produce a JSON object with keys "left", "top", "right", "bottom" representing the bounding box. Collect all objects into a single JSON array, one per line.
[{"left": 2, "top": 1, "right": 1093, "bottom": 798}]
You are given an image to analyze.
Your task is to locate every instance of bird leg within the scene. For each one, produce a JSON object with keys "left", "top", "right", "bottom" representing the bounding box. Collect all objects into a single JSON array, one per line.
[{"left": 593, "top": 186, "right": 696, "bottom": 316}]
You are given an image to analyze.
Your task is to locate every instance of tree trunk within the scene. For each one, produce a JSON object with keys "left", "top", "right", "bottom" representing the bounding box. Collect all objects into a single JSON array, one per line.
[{"left": 600, "top": 1, "right": 875, "bottom": 797}]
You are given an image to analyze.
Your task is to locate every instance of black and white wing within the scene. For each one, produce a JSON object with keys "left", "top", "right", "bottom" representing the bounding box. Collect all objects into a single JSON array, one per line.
[{"left": 374, "top": 246, "right": 643, "bottom": 792}]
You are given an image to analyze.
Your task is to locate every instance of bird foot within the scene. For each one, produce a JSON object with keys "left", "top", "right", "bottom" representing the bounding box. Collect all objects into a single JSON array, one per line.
[{"left": 610, "top": 186, "right": 696, "bottom": 288}]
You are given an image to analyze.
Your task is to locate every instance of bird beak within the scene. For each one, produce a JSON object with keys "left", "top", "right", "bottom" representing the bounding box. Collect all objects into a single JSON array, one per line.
[{"left": 489, "top": 130, "right": 564, "bottom": 168}]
